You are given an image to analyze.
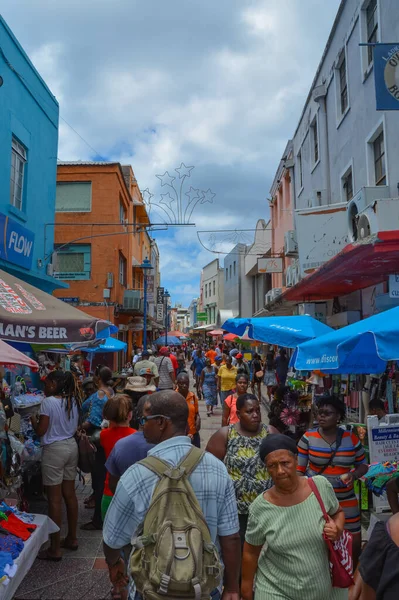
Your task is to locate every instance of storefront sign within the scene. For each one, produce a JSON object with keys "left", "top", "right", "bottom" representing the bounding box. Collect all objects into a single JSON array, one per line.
[
  {"left": 370, "top": 426, "right": 399, "bottom": 462},
  {"left": 156, "top": 287, "right": 165, "bottom": 304},
  {"left": 0, "top": 213, "right": 34, "bottom": 270},
  {"left": 128, "top": 317, "right": 144, "bottom": 331},
  {"left": 374, "top": 43, "right": 399, "bottom": 110},
  {"left": 147, "top": 276, "right": 155, "bottom": 303},
  {"left": 295, "top": 205, "right": 348, "bottom": 277},
  {"left": 156, "top": 304, "right": 164, "bottom": 321},
  {"left": 258, "top": 258, "right": 283, "bottom": 273},
  {"left": 60, "top": 297, "right": 80, "bottom": 304},
  {"left": 389, "top": 274, "right": 399, "bottom": 298}
]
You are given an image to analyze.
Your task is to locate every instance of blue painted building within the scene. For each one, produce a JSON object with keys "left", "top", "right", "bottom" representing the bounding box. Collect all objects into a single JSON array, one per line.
[{"left": 0, "top": 16, "right": 66, "bottom": 293}]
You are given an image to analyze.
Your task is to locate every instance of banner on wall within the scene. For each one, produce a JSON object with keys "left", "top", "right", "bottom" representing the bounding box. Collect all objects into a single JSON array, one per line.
[{"left": 374, "top": 43, "right": 399, "bottom": 110}]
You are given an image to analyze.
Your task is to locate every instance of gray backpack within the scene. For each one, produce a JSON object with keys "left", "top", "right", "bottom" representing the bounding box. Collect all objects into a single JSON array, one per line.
[{"left": 130, "top": 447, "right": 222, "bottom": 599}]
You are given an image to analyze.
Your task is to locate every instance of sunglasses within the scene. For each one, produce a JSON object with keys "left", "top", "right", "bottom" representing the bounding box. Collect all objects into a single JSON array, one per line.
[{"left": 139, "top": 415, "right": 171, "bottom": 426}]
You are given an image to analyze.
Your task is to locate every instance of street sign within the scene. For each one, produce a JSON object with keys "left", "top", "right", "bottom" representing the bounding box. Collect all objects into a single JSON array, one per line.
[
  {"left": 60, "top": 297, "right": 79, "bottom": 304},
  {"left": 196, "top": 312, "right": 207, "bottom": 318},
  {"left": 197, "top": 316, "right": 208, "bottom": 322},
  {"left": 147, "top": 276, "right": 155, "bottom": 303},
  {"left": 374, "top": 44, "right": 399, "bottom": 110},
  {"left": 258, "top": 258, "right": 283, "bottom": 273}
]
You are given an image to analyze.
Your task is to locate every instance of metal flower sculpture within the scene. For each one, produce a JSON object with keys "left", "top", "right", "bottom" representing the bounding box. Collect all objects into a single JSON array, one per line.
[{"left": 141, "top": 163, "right": 216, "bottom": 225}]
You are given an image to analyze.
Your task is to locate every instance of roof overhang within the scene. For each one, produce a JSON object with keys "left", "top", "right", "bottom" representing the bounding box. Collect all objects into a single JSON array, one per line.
[{"left": 271, "top": 231, "right": 399, "bottom": 307}]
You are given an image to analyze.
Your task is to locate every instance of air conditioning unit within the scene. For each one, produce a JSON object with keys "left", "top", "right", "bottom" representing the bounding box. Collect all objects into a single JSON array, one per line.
[
  {"left": 271, "top": 288, "right": 283, "bottom": 300},
  {"left": 291, "top": 260, "right": 301, "bottom": 286},
  {"left": 284, "top": 230, "right": 298, "bottom": 256},
  {"left": 352, "top": 198, "right": 399, "bottom": 242},
  {"left": 123, "top": 290, "right": 142, "bottom": 311},
  {"left": 347, "top": 186, "right": 390, "bottom": 241},
  {"left": 285, "top": 266, "right": 294, "bottom": 287},
  {"left": 265, "top": 291, "right": 274, "bottom": 305},
  {"left": 107, "top": 273, "right": 114, "bottom": 288}
]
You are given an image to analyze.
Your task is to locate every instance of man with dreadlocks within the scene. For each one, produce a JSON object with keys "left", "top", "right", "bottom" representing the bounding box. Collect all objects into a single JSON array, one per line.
[{"left": 30, "top": 370, "right": 82, "bottom": 561}]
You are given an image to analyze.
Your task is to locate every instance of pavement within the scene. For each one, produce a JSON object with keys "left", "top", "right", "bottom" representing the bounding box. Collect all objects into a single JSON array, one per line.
[{"left": 13, "top": 378, "right": 242, "bottom": 599}]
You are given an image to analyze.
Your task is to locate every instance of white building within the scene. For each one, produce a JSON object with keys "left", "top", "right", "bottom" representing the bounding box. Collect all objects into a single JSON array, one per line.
[
  {"left": 202, "top": 259, "right": 224, "bottom": 326},
  {"left": 267, "top": 0, "right": 399, "bottom": 322}
]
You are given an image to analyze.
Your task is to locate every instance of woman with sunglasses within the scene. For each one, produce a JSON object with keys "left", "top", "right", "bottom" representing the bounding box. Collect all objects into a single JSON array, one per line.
[{"left": 297, "top": 395, "right": 368, "bottom": 567}]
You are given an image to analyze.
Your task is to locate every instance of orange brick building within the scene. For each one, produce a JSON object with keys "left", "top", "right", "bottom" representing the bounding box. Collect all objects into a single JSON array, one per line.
[{"left": 53, "top": 161, "right": 156, "bottom": 369}]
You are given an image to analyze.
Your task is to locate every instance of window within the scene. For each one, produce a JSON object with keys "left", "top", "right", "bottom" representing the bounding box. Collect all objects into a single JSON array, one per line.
[
  {"left": 205, "top": 284, "right": 208, "bottom": 299},
  {"left": 56, "top": 182, "right": 92, "bottom": 212},
  {"left": 119, "top": 199, "right": 126, "bottom": 224},
  {"left": 366, "top": 0, "right": 378, "bottom": 66},
  {"left": 233, "top": 261, "right": 236, "bottom": 276},
  {"left": 54, "top": 244, "right": 91, "bottom": 280},
  {"left": 297, "top": 151, "right": 303, "bottom": 189},
  {"left": 119, "top": 253, "right": 127, "bottom": 286},
  {"left": 373, "top": 131, "right": 386, "bottom": 185},
  {"left": 10, "top": 137, "right": 27, "bottom": 211},
  {"left": 339, "top": 56, "right": 348, "bottom": 115},
  {"left": 213, "top": 280, "right": 216, "bottom": 295},
  {"left": 342, "top": 168, "right": 354, "bottom": 202},
  {"left": 229, "top": 265, "right": 232, "bottom": 278},
  {"left": 311, "top": 117, "right": 319, "bottom": 164},
  {"left": 225, "top": 268, "right": 228, "bottom": 281}
]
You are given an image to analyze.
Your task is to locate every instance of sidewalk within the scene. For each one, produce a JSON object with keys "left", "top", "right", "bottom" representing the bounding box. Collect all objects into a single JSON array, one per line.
[{"left": 13, "top": 383, "right": 269, "bottom": 599}]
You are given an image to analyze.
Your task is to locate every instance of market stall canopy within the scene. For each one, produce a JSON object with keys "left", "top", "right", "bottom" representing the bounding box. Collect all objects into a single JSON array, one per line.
[
  {"left": 222, "top": 316, "right": 332, "bottom": 348},
  {"left": 208, "top": 329, "right": 224, "bottom": 336},
  {"left": 0, "top": 269, "right": 117, "bottom": 344},
  {"left": 0, "top": 339, "right": 39, "bottom": 371},
  {"left": 293, "top": 307, "right": 399, "bottom": 374},
  {"left": 167, "top": 331, "right": 189, "bottom": 338},
  {"left": 153, "top": 335, "right": 182, "bottom": 346},
  {"left": 78, "top": 337, "right": 127, "bottom": 354}
]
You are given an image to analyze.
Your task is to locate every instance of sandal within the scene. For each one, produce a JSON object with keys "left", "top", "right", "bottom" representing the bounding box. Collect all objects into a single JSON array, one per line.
[
  {"left": 61, "top": 538, "right": 79, "bottom": 551},
  {"left": 84, "top": 494, "right": 94, "bottom": 505},
  {"left": 84, "top": 499, "right": 96, "bottom": 509},
  {"left": 38, "top": 549, "right": 62, "bottom": 562},
  {"left": 80, "top": 521, "right": 102, "bottom": 531}
]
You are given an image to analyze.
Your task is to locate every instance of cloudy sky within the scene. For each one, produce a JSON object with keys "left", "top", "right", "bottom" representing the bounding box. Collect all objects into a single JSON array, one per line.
[{"left": 2, "top": 0, "right": 340, "bottom": 307}]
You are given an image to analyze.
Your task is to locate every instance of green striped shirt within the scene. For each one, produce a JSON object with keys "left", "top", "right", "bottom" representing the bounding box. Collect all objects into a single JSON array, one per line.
[{"left": 246, "top": 476, "right": 348, "bottom": 600}]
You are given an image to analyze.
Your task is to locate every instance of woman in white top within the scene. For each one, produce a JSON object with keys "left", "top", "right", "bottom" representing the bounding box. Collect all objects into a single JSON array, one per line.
[{"left": 30, "top": 370, "right": 81, "bottom": 560}]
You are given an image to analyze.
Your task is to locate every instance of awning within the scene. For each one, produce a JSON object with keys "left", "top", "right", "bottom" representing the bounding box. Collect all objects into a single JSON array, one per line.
[
  {"left": 285, "top": 231, "right": 399, "bottom": 301},
  {"left": 0, "top": 269, "right": 116, "bottom": 344}
]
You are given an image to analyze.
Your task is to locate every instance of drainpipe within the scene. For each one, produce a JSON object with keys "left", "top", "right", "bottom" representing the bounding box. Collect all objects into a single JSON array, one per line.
[{"left": 313, "top": 84, "right": 330, "bottom": 205}]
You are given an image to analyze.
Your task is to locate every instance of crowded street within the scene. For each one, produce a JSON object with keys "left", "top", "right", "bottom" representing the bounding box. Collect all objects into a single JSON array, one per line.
[{"left": 1, "top": 0, "right": 399, "bottom": 599}]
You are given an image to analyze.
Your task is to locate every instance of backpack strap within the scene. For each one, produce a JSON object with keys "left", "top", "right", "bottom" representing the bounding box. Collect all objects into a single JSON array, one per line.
[
  {"left": 138, "top": 456, "right": 172, "bottom": 477},
  {"left": 178, "top": 446, "right": 205, "bottom": 476}
]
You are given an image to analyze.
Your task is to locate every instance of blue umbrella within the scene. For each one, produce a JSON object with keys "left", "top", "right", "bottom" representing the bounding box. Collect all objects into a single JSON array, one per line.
[
  {"left": 153, "top": 336, "right": 182, "bottom": 346},
  {"left": 293, "top": 307, "right": 399, "bottom": 374},
  {"left": 79, "top": 337, "right": 127, "bottom": 353},
  {"left": 222, "top": 316, "right": 332, "bottom": 348}
]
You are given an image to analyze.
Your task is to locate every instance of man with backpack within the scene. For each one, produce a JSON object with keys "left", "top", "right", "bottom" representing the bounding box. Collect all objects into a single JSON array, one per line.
[{"left": 102, "top": 390, "right": 241, "bottom": 600}]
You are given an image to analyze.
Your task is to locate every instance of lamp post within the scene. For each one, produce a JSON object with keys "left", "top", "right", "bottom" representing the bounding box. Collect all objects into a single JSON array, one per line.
[
  {"left": 139, "top": 257, "right": 153, "bottom": 351},
  {"left": 163, "top": 289, "right": 170, "bottom": 346}
]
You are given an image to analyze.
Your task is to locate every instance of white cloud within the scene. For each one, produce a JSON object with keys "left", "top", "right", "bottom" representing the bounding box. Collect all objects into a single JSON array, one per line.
[{"left": 2, "top": 0, "right": 341, "bottom": 305}]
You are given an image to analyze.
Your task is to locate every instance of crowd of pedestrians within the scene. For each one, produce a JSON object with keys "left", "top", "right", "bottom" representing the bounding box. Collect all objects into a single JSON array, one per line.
[{"left": 28, "top": 341, "right": 399, "bottom": 599}]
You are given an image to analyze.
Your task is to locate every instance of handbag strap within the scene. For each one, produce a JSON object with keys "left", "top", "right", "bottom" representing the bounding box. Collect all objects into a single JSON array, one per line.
[
  {"left": 317, "top": 428, "right": 344, "bottom": 476},
  {"left": 308, "top": 478, "right": 329, "bottom": 523}
]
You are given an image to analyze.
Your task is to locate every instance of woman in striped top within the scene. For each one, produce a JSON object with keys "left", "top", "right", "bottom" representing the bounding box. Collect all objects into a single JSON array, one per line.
[{"left": 297, "top": 395, "right": 368, "bottom": 567}]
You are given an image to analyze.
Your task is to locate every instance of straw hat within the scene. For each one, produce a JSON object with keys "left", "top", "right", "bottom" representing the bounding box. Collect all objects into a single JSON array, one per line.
[{"left": 124, "top": 376, "right": 156, "bottom": 393}]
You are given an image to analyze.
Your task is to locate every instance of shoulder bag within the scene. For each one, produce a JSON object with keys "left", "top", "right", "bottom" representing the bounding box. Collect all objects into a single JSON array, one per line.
[
  {"left": 308, "top": 477, "right": 354, "bottom": 588},
  {"left": 317, "top": 428, "right": 344, "bottom": 476}
]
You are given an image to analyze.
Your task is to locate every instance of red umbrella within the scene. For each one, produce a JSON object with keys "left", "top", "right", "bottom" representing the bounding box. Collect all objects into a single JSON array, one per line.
[
  {"left": 0, "top": 340, "right": 39, "bottom": 371},
  {"left": 223, "top": 333, "right": 238, "bottom": 341},
  {"left": 208, "top": 329, "right": 224, "bottom": 336}
]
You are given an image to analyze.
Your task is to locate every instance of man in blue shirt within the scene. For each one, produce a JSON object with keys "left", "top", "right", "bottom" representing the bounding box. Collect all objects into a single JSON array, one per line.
[
  {"left": 105, "top": 397, "right": 154, "bottom": 495},
  {"left": 103, "top": 390, "right": 241, "bottom": 600}
]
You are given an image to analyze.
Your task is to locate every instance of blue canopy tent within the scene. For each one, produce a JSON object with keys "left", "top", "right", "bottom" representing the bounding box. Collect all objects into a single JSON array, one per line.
[
  {"left": 77, "top": 337, "right": 127, "bottom": 354},
  {"left": 222, "top": 316, "right": 333, "bottom": 348},
  {"left": 153, "top": 336, "right": 182, "bottom": 346},
  {"left": 293, "top": 307, "right": 399, "bottom": 374}
]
